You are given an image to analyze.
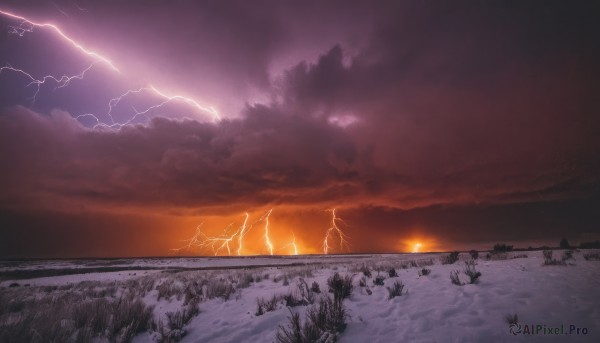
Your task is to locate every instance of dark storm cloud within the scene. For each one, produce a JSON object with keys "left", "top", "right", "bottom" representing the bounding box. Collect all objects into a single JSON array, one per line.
[
  {"left": 0, "top": 1, "right": 599, "bottom": 256},
  {"left": 0, "top": 106, "right": 364, "bottom": 212}
]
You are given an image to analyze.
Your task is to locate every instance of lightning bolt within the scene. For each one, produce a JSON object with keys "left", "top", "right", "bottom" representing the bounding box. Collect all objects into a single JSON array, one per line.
[
  {"left": 172, "top": 212, "right": 257, "bottom": 256},
  {"left": 261, "top": 209, "right": 275, "bottom": 256},
  {"left": 170, "top": 223, "right": 206, "bottom": 254},
  {"left": 0, "top": 62, "right": 98, "bottom": 104},
  {"left": 276, "top": 233, "right": 299, "bottom": 255},
  {"left": 323, "top": 208, "right": 348, "bottom": 254},
  {"left": 237, "top": 212, "right": 250, "bottom": 256},
  {"left": 0, "top": 9, "right": 220, "bottom": 128},
  {"left": 291, "top": 234, "right": 298, "bottom": 255},
  {"left": 0, "top": 9, "right": 119, "bottom": 72},
  {"left": 171, "top": 222, "right": 238, "bottom": 256}
]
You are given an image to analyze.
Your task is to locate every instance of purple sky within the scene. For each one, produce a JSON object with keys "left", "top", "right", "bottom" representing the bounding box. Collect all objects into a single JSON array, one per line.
[{"left": 0, "top": 1, "right": 599, "bottom": 257}]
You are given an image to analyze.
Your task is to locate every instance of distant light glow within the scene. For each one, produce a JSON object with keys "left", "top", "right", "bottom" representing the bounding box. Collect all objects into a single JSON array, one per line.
[{"left": 413, "top": 243, "right": 422, "bottom": 253}]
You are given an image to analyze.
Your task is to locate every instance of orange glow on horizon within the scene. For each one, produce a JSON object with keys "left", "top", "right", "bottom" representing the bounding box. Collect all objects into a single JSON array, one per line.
[
  {"left": 413, "top": 243, "right": 422, "bottom": 253},
  {"left": 400, "top": 235, "right": 441, "bottom": 253}
]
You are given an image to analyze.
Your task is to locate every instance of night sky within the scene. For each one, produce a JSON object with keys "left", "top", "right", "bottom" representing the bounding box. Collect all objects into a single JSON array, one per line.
[{"left": 0, "top": 1, "right": 599, "bottom": 258}]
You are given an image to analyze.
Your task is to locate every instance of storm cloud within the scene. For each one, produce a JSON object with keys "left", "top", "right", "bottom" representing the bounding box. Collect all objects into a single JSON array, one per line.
[{"left": 0, "top": 1, "right": 599, "bottom": 257}]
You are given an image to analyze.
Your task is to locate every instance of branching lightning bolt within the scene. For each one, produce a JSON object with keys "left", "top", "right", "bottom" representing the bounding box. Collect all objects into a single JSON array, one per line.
[
  {"left": 0, "top": 9, "right": 220, "bottom": 127},
  {"left": 0, "top": 9, "right": 119, "bottom": 72},
  {"left": 173, "top": 211, "right": 275, "bottom": 256},
  {"left": 323, "top": 208, "right": 349, "bottom": 254},
  {"left": 0, "top": 62, "right": 98, "bottom": 104},
  {"left": 174, "top": 209, "right": 350, "bottom": 256},
  {"left": 277, "top": 233, "right": 299, "bottom": 255}
]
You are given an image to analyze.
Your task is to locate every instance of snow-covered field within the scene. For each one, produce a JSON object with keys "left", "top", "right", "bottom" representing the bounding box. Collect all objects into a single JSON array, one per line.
[{"left": 1, "top": 250, "right": 599, "bottom": 342}]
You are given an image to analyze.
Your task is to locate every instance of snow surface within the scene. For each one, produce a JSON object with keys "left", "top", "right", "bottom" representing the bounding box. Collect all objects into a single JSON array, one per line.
[{"left": 2, "top": 250, "right": 599, "bottom": 342}]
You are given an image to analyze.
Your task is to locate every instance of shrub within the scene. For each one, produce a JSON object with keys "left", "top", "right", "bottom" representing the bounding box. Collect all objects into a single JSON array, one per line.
[
  {"left": 306, "top": 296, "right": 347, "bottom": 333},
  {"left": 559, "top": 238, "right": 571, "bottom": 249},
  {"left": 580, "top": 240, "right": 600, "bottom": 249},
  {"left": 388, "top": 268, "right": 398, "bottom": 278},
  {"left": 327, "top": 273, "right": 353, "bottom": 299},
  {"left": 358, "top": 276, "right": 367, "bottom": 287},
  {"left": 275, "top": 295, "right": 347, "bottom": 343},
  {"left": 544, "top": 258, "right": 566, "bottom": 266},
  {"left": 463, "top": 261, "right": 481, "bottom": 284},
  {"left": 469, "top": 250, "right": 479, "bottom": 260},
  {"left": 310, "top": 281, "right": 321, "bottom": 294},
  {"left": 418, "top": 268, "right": 431, "bottom": 276},
  {"left": 373, "top": 275, "right": 385, "bottom": 286},
  {"left": 300, "top": 279, "right": 317, "bottom": 304},
  {"left": 542, "top": 250, "right": 566, "bottom": 265},
  {"left": 157, "top": 301, "right": 198, "bottom": 343},
  {"left": 583, "top": 252, "right": 600, "bottom": 261},
  {"left": 256, "top": 295, "right": 279, "bottom": 316},
  {"left": 284, "top": 293, "right": 306, "bottom": 307},
  {"left": 387, "top": 281, "right": 405, "bottom": 299},
  {"left": 562, "top": 250, "right": 574, "bottom": 261},
  {"left": 493, "top": 243, "right": 513, "bottom": 252},
  {"left": 417, "top": 259, "right": 434, "bottom": 267},
  {"left": 361, "top": 267, "right": 372, "bottom": 278},
  {"left": 110, "top": 298, "right": 155, "bottom": 341},
  {"left": 442, "top": 251, "right": 460, "bottom": 265},
  {"left": 283, "top": 276, "right": 290, "bottom": 286},
  {"left": 450, "top": 270, "right": 462, "bottom": 286},
  {"left": 204, "top": 279, "right": 235, "bottom": 300},
  {"left": 489, "top": 252, "right": 508, "bottom": 260}
]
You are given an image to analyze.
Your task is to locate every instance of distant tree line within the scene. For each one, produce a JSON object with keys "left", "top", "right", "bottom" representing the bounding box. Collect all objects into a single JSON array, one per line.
[{"left": 491, "top": 238, "right": 600, "bottom": 251}]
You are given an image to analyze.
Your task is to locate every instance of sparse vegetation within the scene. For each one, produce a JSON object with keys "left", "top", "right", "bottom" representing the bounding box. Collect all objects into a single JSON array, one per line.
[
  {"left": 493, "top": 243, "right": 513, "bottom": 252},
  {"left": 359, "top": 276, "right": 367, "bottom": 287},
  {"left": 583, "top": 252, "right": 600, "bottom": 261},
  {"left": 562, "top": 250, "right": 574, "bottom": 261},
  {"left": 159, "top": 300, "right": 199, "bottom": 342},
  {"left": 543, "top": 250, "right": 566, "bottom": 266},
  {"left": 387, "top": 281, "right": 405, "bottom": 299},
  {"left": 450, "top": 270, "right": 462, "bottom": 286},
  {"left": 327, "top": 273, "right": 353, "bottom": 299},
  {"left": 388, "top": 268, "right": 398, "bottom": 278},
  {"left": 463, "top": 261, "right": 482, "bottom": 284},
  {"left": 418, "top": 268, "right": 431, "bottom": 276},
  {"left": 256, "top": 295, "right": 280, "bottom": 316},
  {"left": 469, "top": 250, "right": 479, "bottom": 260},
  {"left": 276, "top": 271, "right": 349, "bottom": 343},
  {"left": 373, "top": 275, "right": 385, "bottom": 286},
  {"left": 0, "top": 291, "right": 154, "bottom": 343},
  {"left": 275, "top": 295, "right": 347, "bottom": 343},
  {"left": 442, "top": 251, "right": 460, "bottom": 265},
  {"left": 417, "top": 259, "right": 435, "bottom": 267},
  {"left": 361, "top": 267, "right": 372, "bottom": 278},
  {"left": 310, "top": 281, "right": 321, "bottom": 293},
  {"left": 580, "top": 240, "right": 600, "bottom": 249}
]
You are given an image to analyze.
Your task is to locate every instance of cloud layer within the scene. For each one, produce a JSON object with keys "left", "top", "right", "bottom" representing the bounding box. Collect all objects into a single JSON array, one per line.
[{"left": 0, "top": 1, "right": 599, "bottom": 256}]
